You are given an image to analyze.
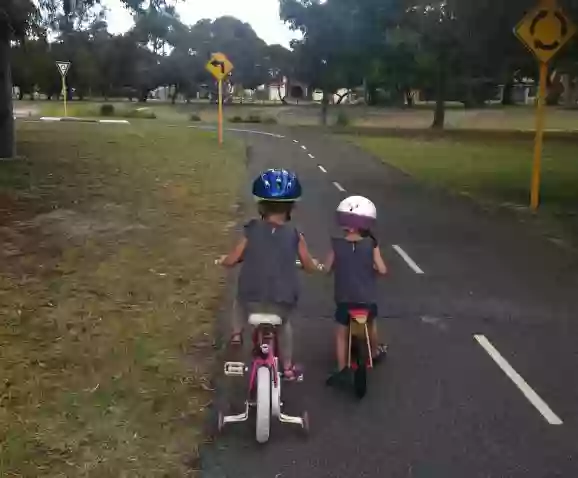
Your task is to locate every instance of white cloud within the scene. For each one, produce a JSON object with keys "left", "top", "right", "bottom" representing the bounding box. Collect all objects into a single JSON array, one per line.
[{"left": 101, "top": 0, "right": 300, "bottom": 47}]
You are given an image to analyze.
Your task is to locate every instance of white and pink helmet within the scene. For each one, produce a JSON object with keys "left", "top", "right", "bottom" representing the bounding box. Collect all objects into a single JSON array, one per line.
[{"left": 336, "top": 195, "right": 377, "bottom": 231}]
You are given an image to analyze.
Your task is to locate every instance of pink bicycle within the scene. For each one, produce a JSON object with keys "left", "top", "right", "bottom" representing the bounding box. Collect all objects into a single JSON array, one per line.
[{"left": 218, "top": 311, "right": 309, "bottom": 443}]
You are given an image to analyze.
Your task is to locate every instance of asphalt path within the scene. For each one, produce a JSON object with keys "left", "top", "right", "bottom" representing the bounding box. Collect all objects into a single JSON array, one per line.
[{"left": 201, "top": 128, "right": 578, "bottom": 478}]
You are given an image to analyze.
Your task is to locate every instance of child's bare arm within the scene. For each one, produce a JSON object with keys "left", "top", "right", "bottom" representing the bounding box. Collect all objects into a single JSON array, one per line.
[
  {"left": 322, "top": 250, "right": 335, "bottom": 273},
  {"left": 373, "top": 246, "right": 387, "bottom": 275},
  {"left": 219, "top": 237, "right": 247, "bottom": 267},
  {"left": 298, "top": 234, "right": 320, "bottom": 273}
]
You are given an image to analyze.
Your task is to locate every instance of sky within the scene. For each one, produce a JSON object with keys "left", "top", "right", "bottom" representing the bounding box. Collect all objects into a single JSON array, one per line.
[{"left": 101, "top": 0, "right": 300, "bottom": 47}]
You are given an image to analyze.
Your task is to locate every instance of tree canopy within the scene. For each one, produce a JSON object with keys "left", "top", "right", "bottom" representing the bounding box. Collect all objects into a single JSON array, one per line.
[{"left": 4, "top": 0, "right": 578, "bottom": 157}]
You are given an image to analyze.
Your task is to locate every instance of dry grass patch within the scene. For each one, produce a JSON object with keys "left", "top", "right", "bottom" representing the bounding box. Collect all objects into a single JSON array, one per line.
[{"left": 0, "top": 122, "right": 244, "bottom": 477}]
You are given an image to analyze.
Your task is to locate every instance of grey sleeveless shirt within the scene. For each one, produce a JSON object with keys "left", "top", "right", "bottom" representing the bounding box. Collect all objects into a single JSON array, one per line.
[
  {"left": 238, "top": 219, "right": 300, "bottom": 306},
  {"left": 332, "top": 236, "right": 377, "bottom": 304}
]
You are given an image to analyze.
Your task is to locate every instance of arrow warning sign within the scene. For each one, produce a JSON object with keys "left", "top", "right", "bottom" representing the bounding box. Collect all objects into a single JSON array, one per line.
[
  {"left": 56, "top": 61, "right": 71, "bottom": 77},
  {"left": 205, "top": 53, "right": 233, "bottom": 81}
]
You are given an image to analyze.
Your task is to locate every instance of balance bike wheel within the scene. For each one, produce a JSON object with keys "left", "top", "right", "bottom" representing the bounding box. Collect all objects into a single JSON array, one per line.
[
  {"left": 353, "top": 339, "right": 368, "bottom": 399},
  {"left": 256, "top": 366, "right": 272, "bottom": 443}
]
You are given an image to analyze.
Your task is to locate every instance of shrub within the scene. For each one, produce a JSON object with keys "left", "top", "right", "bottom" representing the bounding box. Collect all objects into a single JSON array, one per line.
[
  {"left": 124, "top": 107, "right": 157, "bottom": 119},
  {"left": 229, "top": 115, "right": 243, "bottom": 123},
  {"left": 263, "top": 116, "right": 278, "bottom": 125},
  {"left": 190, "top": 113, "right": 202, "bottom": 122},
  {"left": 335, "top": 111, "right": 350, "bottom": 127},
  {"left": 100, "top": 104, "right": 115, "bottom": 117},
  {"left": 245, "top": 114, "right": 262, "bottom": 123}
]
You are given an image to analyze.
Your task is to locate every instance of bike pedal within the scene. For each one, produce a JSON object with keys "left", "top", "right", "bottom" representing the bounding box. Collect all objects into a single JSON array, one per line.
[{"left": 224, "top": 362, "right": 246, "bottom": 376}]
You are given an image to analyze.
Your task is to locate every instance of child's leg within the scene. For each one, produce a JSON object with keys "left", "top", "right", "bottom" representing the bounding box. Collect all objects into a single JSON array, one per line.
[
  {"left": 230, "top": 299, "right": 245, "bottom": 343},
  {"left": 278, "top": 317, "right": 294, "bottom": 368},
  {"left": 369, "top": 317, "right": 387, "bottom": 363},
  {"left": 369, "top": 319, "right": 380, "bottom": 357},
  {"left": 335, "top": 324, "right": 349, "bottom": 370}
]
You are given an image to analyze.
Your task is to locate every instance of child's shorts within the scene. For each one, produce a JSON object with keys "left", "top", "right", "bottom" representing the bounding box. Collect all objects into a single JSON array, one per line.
[{"left": 334, "top": 303, "right": 378, "bottom": 326}]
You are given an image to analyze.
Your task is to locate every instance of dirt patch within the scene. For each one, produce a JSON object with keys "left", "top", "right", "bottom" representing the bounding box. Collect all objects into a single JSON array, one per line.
[
  {"left": 0, "top": 192, "right": 25, "bottom": 226},
  {"left": 28, "top": 207, "right": 147, "bottom": 239}
]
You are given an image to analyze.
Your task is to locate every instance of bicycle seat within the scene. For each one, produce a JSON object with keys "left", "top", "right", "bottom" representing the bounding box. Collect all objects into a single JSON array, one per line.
[
  {"left": 348, "top": 309, "right": 369, "bottom": 324},
  {"left": 248, "top": 313, "right": 283, "bottom": 326}
]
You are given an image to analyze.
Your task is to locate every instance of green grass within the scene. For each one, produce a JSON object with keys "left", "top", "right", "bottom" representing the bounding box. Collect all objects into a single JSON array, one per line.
[
  {"left": 0, "top": 122, "right": 244, "bottom": 476},
  {"left": 19, "top": 98, "right": 578, "bottom": 130},
  {"left": 350, "top": 135, "right": 578, "bottom": 239}
]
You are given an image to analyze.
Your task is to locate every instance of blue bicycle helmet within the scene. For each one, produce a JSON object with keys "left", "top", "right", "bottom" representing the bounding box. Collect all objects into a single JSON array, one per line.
[{"left": 252, "top": 169, "right": 302, "bottom": 202}]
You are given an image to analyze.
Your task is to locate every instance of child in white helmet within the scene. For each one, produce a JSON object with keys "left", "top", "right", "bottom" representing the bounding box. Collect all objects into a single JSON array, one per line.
[{"left": 322, "top": 195, "right": 388, "bottom": 385}]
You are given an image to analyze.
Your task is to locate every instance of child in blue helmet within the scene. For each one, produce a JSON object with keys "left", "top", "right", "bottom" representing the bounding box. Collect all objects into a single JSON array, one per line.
[{"left": 217, "top": 168, "right": 319, "bottom": 381}]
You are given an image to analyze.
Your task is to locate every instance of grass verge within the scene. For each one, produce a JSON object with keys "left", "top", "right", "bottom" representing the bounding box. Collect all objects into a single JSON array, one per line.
[
  {"left": 350, "top": 135, "right": 578, "bottom": 242},
  {"left": 39, "top": 101, "right": 190, "bottom": 122},
  {"left": 1, "top": 122, "right": 244, "bottom": 476}
]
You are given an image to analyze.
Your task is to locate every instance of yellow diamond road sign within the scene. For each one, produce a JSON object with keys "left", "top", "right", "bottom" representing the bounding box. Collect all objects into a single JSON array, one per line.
[
  {"left": 515, "top": 3, "right": 576, "bottom": 63},
  {"left": 206, "top": 52, "right": 234, "bottom": 81}
]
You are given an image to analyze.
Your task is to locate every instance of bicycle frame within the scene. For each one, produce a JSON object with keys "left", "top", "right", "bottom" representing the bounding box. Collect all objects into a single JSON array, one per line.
[
  {"left": 347, "top": 309, "right": 373, "bottom": 370},
  {"left": 248, "top": 325, "right": 278, "bottom": 393},
  {"left": 220, "top": 320, "right": 308, "bottom": 435}
]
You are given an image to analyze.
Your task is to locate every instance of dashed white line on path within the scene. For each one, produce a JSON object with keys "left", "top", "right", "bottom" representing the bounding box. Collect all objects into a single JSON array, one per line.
[
  {"left": 333, "top": 181, "right": 346, "bottom": 192},
  {"left": 318, "top": 165, "right": 327, "bottom": 173},
  {"left": 222, "top": 128, "right": 285, "bottom": 138},
  {"left": 308, "top": 153, "right": 315, "bottom": 159},
  {"left": 301, "top": 145, "right": 307, "bottom": 150},
  {"left": 474, "top": 335, "right": 563, "bottom": 426},
  {"left": 186, "top": 125, "right": 285, "bottom": 138},
  {"left": 293, "top": 139, "right": 299, "bottom": 143},
  {"left": 392, "top": 245, "right": 424, "bottom": 274}
]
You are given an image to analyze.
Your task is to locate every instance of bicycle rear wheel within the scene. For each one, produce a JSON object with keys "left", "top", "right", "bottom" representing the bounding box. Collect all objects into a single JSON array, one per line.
[{"left": 352, "top": 337, "right": 368, "bottom": 398}]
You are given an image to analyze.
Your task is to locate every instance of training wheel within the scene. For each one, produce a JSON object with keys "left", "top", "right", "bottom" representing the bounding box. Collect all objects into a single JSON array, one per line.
[
  {"left": 301, "top": 411, "right": 310, "bottom": 435},
  {"left": 217, "top": 412, "right": 225, "bottom": 433}
]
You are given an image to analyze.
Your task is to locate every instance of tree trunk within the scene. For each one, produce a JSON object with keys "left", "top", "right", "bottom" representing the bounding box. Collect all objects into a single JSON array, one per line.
[
  {"left": 502, "top": 79, "right": 514, "bottom": 105},
  {"left": 171, "top": 85, "right": 178, "bottom": 104},
  {"left": 561, "top": 74, "right": 573, "bottom": 107},
  {"left": 546, "top": 70, "right": 563, "bottom": 106},
  {"left": 432, "top": 56, "right": 447, "bottom": 130},
  {"left": 366, "top": 85, "right": 377, "bottom": 106},
  {"left": 404, "top": 88, "right": 414, "bottom": 107},
  {"left": 320, "top": 91, "right": 330, "bottom": 126},
  {"left": 0, "top": 34, "right": 15, "bottom": 159}
]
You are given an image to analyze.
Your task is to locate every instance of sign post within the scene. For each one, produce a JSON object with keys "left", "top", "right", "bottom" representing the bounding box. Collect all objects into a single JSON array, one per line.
[
  {"left": 205, "top": 52, "right": 234, "bottom": 145},
  {"left": 514, "top": 0, "right": 575, "bottom": 210},
  {"left": 531, "top": 62, "right": 548, "bottom": 211},
  {"left": 56, "top": 61, "right": 71, "bottom": 117}
]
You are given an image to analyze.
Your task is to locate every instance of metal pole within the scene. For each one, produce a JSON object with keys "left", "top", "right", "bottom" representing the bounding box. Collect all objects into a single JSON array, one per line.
[
  {"left": 530, "top": 61, "right": 548, "bottom": 210},
  {"left": 218, "top": 79, "right": 223, "bottom": 144}
]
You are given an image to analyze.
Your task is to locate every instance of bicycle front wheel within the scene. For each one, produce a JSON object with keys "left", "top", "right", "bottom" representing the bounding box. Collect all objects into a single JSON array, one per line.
[{"left": 256, "top": 366, "right": 272, "bottom": 443}]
